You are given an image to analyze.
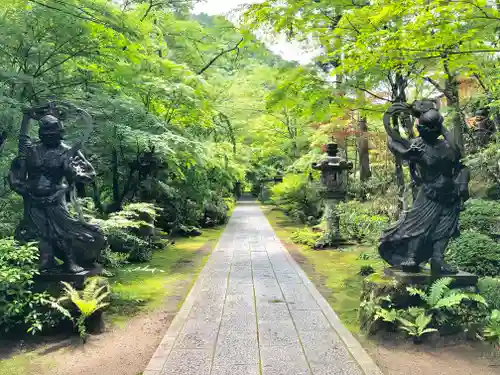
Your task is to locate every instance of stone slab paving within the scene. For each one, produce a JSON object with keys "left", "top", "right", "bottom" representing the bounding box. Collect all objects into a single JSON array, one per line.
[{"left": 143, "top": 201, "right": 383, "bottom": 375}]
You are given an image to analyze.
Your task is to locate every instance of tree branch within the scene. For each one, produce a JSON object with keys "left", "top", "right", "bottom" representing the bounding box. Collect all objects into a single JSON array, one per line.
[
  {"left": 28, "top": 0, "right": 124, "bottom": 33},
  {"left": 423, "top": 76, "right": 445, "bottom": 93},
  {"left": 197, "top": 38, "right": 244, "bottom": 75},
  {"left": 356, "top": 87, "right": 392, "bottom": 102}
]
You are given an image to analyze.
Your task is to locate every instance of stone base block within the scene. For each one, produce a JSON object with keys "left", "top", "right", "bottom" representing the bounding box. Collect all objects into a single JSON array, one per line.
[
  {"left": 384, "top": 266, "right": 478, "bottom": 287},
  {"left": 36, "top": 264, "right": 103, "bottom": 289}
]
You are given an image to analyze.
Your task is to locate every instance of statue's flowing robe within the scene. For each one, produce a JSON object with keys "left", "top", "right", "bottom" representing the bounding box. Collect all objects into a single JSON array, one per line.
[
  {"left": 379, "top": 137, "right": 465, "bottom": 266},
  {"left": 10, "top": 141, "right": 105, "bottom": 266}
]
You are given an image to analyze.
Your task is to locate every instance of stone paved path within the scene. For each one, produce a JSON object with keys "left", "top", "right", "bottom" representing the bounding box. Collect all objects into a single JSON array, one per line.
[{"left": 144, "top": 201, "right": 382, "bottom": 375}]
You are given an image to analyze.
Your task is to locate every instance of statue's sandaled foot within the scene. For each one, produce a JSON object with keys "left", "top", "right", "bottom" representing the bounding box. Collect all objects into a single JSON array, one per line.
[
  {"left": 401, "top": 258, "right": 420, "bottom": 273},
  {"left": 39, "top": 258, "right": 57, "bottom": 273},
  {"left": 431, "top": 259, "right": 458, "bottom": 275},
  {"left": 66, "top": 263, "right": 85, "bottom": 274}
]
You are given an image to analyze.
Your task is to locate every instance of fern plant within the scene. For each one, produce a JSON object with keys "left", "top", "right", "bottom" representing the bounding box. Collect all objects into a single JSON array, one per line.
[
  {"left": 359, "top": 293, "right": 398, "bottom": 333},
  {"left": 397, "top": 312, "right": 438, "bottom": 344},
  {"left": 375, "top": 307, "right": 399, "bottom": 324},
  {"left": 483, "top": 309, "right": 500, "bottom": 345},
  {"left": 407, "top": 277, "right": 486, "bottom": 311},
  {"left": 47, "top": 277, "right": 110, "bottom": 342},
  {"left": 407, "top": 277, "right": 487, "bottom": 334}
]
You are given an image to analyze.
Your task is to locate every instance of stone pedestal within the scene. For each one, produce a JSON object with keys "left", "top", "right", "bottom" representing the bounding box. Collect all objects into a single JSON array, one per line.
[
  {"left": 314, "top": 199, "right": 347, "bottom": 249},
  {"left": 86, "top": 310, "right": 105, "bottom": 334},
  {"left": 35, "top": 264, "right": 103, "bottom": 289},
  {"left": 384, "top": 266, "right": 478, "bottom": 288}
]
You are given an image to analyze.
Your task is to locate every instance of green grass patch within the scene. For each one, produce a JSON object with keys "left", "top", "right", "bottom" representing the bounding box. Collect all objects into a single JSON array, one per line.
[
  {"left": 263, "top": 207, "right": 384, "bottom": 333},
  {"left": 108, "top": 226, "right": 226, "bottom": 324},
  {"left": 0, "top": 349, "right": 55, "bottom": 375}
]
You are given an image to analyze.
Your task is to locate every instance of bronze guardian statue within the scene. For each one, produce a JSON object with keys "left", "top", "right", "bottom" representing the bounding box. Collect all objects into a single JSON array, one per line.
[
  {"left": 379, "top": 100, "right": 470, "bottom": 275},
  {"left": 9, "top": 103, "right": 105, "bottom": 273}
]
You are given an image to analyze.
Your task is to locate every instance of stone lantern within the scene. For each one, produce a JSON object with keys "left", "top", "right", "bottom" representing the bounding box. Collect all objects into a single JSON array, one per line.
[{"left": 312, "top": 143, "right": 353, "bottom": 248}]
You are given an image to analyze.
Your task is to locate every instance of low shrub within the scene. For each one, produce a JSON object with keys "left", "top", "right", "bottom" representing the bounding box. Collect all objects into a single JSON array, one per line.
[
  {"left": 336, "top": 201, "right": 389, "bottom": 244},
  {"left": 360, "top": 277, "right": 488, "bottom": 343},
  {"left": 271, "top": 174, "right": 322, "bottom": 223},
  {"left": 478, "top": 277, "right": 500, "bottom": 310},
  {"left": 201, "top": 195, "right": 233, "bottom": 227},
  {"left": 483, "top": 309, "right": 500, "bottom": 345},
  {"left": 104, "top": 228, "right": 154, "bottom": 263},
  {"left": 447, "top": 230, "right": 500, "bottom": 277},
  {"left": 359, "top": 265, "right": 375, "bottom": 276},
  {"left": 92, "top": 203, "right": 159, "bottom": 263},
  {"left": 0, "top": 238, "right": 63, "bottom": 334},
  {"left": 100, "top": 247, "right": 129, "bottom": 269},
  {"left": 0, "top": 193, "right": 24, "bottom": 238},
  {"left": 460, "top": 199, "right": 500, "bottom": 238},
  {"left": 290, "top": 228, "right": 322, "bottom": 247}
]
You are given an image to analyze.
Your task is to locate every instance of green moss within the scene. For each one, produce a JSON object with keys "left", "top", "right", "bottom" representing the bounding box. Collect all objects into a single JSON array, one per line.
[
  {"left": 365, "top": 272, "right": 392, "bottom": 285},
  {"left": 0, "top": 350, "right": 54, "bottom": 375},
  {"left": 264, "top": 207, "right": 384, "bottom": 333}
]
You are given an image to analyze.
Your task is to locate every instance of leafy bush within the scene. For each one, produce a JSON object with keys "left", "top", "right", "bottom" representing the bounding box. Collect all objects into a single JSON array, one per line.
[
  {"left": 92, "top": 203, "right": 159, "bottom": 263},
  {"left": 407, "top": 277, "right": 487, "bottom": 335},
  {"left": 201, "top": 195, "right": 234, "bottom": 227},
  {"left": 483, "top": 309, "right": 500, "bottom": 345},
  {"left": 0, "top": 193, "right": 24, "bottom": 238},
  {"left": 359, "top": 265, "right": 375, "bottom": 276},
  {"left": 478, "top": 277, "right": 500, "bottom": 310},
  {"left": 100, "top": 247, "right": 129, "bottom": 269},
  {"left": 460, "top": 199, "right": 500, "bottom": 238},
  {"left": 360, "top": 277, "right": 488, "bottom": 342},
  {"left": 0, "top": 238, "right": 63, "bottom": 334},
  {"left": 154, "top": 182, "right": 206, "bottom": 231},
  {"left": 105, "top": 228, "right": 154, "bottom": 263},
  {"left": 465, "top": 140, "right": 500, "bottom": 193},
  {"left": 271, "top": 174, "right": 322, "bottom": 223},
  {"left": 348, "top": 167, "right": 398, "bottom": 201},
  {"left": 336, "top": 201, "right": 389, "bottom": 244},
  {"left": 290, "top": 227, "right": 322, "bottom": 247},
  {"left": 447, "top": 230, "right": 500, "bottom": 277}
]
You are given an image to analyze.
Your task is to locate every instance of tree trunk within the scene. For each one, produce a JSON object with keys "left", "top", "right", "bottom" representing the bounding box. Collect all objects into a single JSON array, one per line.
[
  {"left": 445, "top": 72, "right": 465, "bottom": 154},
  {"left": 357, "top": 116, "right": 371, "bottom": 182},
  {"left": 392, "top": 114, "right": 406, "bottom": 212},
  {"left": 92, "top": 182, "right": 104, "bottom": 214},
  {"left": 0, "top": 131, "right": 7, "bottom": 153},
  {"left": 357, "top": 116, "right": 371, "bottom": 201},
  {"left": 390, "top": 71, "right": 410, "bottom": 212},
  {"left": 111, "top": 148, "right": 121, "bottom": 210}
]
